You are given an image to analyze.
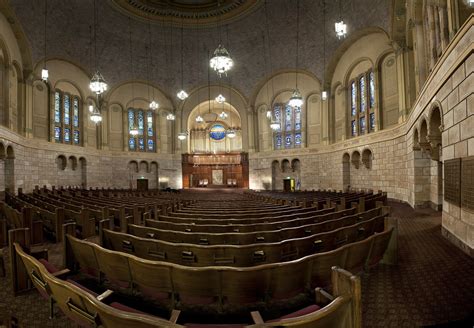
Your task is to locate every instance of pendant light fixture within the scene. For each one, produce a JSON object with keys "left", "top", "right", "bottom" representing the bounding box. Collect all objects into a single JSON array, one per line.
[
  {"left": 41, "top": 0, "right": 49, "bottom": 82},
  {"left": 322, "top": 1, "right": 328, "bottom": 101},
  {"left": 288, "top": 0, "right": 303, "bottom": 108},
  {"left": 167, "top": 112, "right": 176, "bottom": 121},
  {"left": 209, "top": 1, "right": 234, "bottom": 77},
  {"left": 89, "top": 0, "right": 108, "bottom": 94},
  {"left": 177, "top": 18, "right": 188, "bottom": 100},
  {"left": 263, "top": 0, "right": 279, "bottom": 130},
  {"left": 335, "top": 0, "right": 347, "bottom": 39},
  {"left": 146, "top": 7, "right": 159, "bottom": 110},
  {"left": 178, "top": 131, "right": 188, "bottom": 140},
  {"left": 215, "top": 94, "right": 226, "bottom": 104},
  {"left": 128, "top": 18, "right": 139, "bottom": 136},
  {"left": 466, "top": 0, "right": 474, "bottom": 7}
]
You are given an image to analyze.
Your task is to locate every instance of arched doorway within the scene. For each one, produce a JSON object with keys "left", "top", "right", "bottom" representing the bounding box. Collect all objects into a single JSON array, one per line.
[
  {"left": 342, "top": 153, "right": 351, "bottom": 190},
  {"left": 79, "top": 157, "right": 87, "bottom": 188}
]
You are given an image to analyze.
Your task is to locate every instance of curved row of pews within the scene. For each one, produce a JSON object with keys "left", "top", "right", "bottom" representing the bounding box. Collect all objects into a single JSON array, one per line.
[{"left": 3, "top": 187, "right": 397, "bottom": 327}]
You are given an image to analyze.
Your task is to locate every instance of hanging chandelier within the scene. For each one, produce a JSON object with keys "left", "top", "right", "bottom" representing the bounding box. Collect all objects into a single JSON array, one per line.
[
  {"left": 270, "top": 121, "right": 281, "bottom": 131},
  {"left": 210, "top": 44, "right": 234, "bottom": 77},
  {"left": 90, "top": 106, "right": 102, "bottom": 124},
  {"left": 226, "top": 129, "right": 236, "bottom": 138},
  {"left": 41, "top": 0, "right": 49, "bottom": 82},
  {"left": 196, "top": 115, "right": 204, "bottom": 123},
  {"left": 266, "top": 110, "right": 272, "bottom": 119},
  {"left": 321, "top": 90, "right": 328, "bottom": 101},
  {"left": 335, "top": 0, "right": 347, "bottom": 39},
  {"left": 215, "top": 94, "right": 226, "bottom": 103},
  {"left": 149, "top": 100, "right": 159, "bottom": 110},
  {"left": 466, "top": 0, "right": 474, "bottom": 7},
  {"left": 88, "top": 105, "right": 94, "bottom": 113},
  {"left": 177, "top": 132, "right": 188, "bottom": 140},
  {"left": 166, "top": 113, "right": 176, "bottom": 121},
  {"left": 219, "top": 111, "right": 228, "bottom": 120},
  {"left": 90, "top": 72, "right": 108, "bottom": 95},
  {"left": 289, "top": 89, "right": 303, "bottom": 108},
  {"left": 177, "top": 90, "right": 189, "bottom": 100}
]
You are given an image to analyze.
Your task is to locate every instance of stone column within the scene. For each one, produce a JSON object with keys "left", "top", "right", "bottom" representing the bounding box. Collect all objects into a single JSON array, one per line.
[
  {"left": 433, "top": 5, "right": 442, "bottom": 57},
  {"left": 413, "top": 22, "right": 427, "bottom": 93},
  {"left": 23, "top": 78, "right": 34, "bottom": 139},
  {"left": 427, "top": 5, "right": 437, "bottom": 70},
  {"left": 438, "top": 4, "right": 449, "bottom": 52},
  {"left": 321, "top": 95, "right": 329, "bottom": 145},
  {"left": 395, "top": 46, "right": 408, "bottom": 123},
  {"left": 122, "top": 108, "right": 128, "bottom": 151},
  {"left": 446, "top": 0, "right": 460, "bottom": 40}
]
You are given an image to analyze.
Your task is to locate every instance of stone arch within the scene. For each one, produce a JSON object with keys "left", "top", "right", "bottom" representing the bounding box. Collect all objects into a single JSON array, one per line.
[
  {"left": 6, "top": 145, "right": 14, "bottom": 159},
  {"left": 291, "top": 158, "right": 301, "bottom": 173},
  {"left": 342, "top": 153, "right": 351, "bottom": 190},
  {"left": 413, "top": 128, "right": 420, "bottom": 150},
  {"left": 128, "top": 160, "right": 139, "bottom": 173},
  {"left": 419, "top": 118, "right": 429, "bottom": 151},
  {"left": 271, "top": 160, "right": 280, "bottom": 191},
  {"left": 79, "top": 157, "right": 87, "bottom": 188},
  {"left": 56, "top": 155, "right": 67, "bottom": 171},
  {"left": 362, "top": 148, "right": 373, "bottom": 169},
  {"left": 428, "top": 103, "right": 443, "bottom": 160},
  {"left": 150, "top": 161, "right": 159, "bottom": 189},
  {"left": 281, "top": 159, "right": 291, "bottom": 173},
  {"left": 351, "top": 151, "right": 361, "bottom": 169},
  {"left": 0, "top": 142, "right": 5, "bottom": 159},
  {"left": 68, "top": 156, "right": 78, "bottom": 171},
  {"left": 139, "top": 160, "right": 149, "bottom": 173}
]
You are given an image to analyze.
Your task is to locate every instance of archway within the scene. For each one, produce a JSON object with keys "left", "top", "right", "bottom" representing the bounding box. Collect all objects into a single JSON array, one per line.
[
  {"left": 5, "top": 145, "right": 15, "bottom": 192},
  {"left": 271, "top": 160, "right": 280, "bottom": 191},
  {"left": 428, "top": 106, "right": 443, "bottom": 210},
  {"left": 291, "top": 159, "right": 301, "bottom": 190},
  {"left": 342, "top": 153, "right": 351, "bottom": 191},
  {"left": 79, "top": 157, "right": 87, "bottom": 188}
]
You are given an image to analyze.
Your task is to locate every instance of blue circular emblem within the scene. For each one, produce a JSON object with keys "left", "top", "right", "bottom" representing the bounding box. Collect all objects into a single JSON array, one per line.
[{"left": 209, "top": 124, "right": 226, "bottom": 141}]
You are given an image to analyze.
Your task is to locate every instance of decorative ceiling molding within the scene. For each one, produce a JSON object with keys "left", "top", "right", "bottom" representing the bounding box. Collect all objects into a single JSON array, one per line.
[{"left": 109, "top": 0, "right": 261, "bottom": 27}]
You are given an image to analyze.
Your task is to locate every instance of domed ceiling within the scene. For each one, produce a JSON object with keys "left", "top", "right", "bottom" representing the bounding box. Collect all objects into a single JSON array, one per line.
[
  {"left": 109, "top": 0, "right": 261, "bottom": 26},
  {"left": 8, "top": 0, "right": 391, "bottom": 100}
]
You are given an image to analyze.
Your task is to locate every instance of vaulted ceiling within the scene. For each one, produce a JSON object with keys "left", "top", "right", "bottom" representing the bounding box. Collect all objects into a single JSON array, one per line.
[{"left": 8, "top": 0, "right": 392, "bottom": 101}]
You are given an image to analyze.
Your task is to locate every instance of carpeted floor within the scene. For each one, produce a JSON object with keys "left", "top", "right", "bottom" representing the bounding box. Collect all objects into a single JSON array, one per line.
[{"left": 0, "top": 201, "right": 473, "bottom": 327}]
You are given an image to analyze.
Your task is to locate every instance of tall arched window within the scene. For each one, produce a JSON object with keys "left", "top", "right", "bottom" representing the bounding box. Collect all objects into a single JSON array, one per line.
[
  {"left": 349, "top": 70, "right": 376, "bottom": 137},
  {"left": 273, "top": 103, "right": 302, "bottom": 150},
  {"left": 54, "top": 90, "right": 81, "bottom": 145},
  {"left": 128, "top": 108, "right": 156, "bottom": 152}
]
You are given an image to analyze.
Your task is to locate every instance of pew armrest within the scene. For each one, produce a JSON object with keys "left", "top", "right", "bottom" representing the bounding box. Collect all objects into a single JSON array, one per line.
[
  {"left": 251, "top": 311, "right": 265, "bottom": 324},
  {"left": 52, "top": 268, "right": 71, "bottom": 278},
  {"left": 169, "top": 309, "right": 181, "bottom": 324},
  {"left": 96, "top": 289, "right": 114, "bottom": 302},
  {"left": 315, "top": 287, "right": 334, "bottom": 304}
]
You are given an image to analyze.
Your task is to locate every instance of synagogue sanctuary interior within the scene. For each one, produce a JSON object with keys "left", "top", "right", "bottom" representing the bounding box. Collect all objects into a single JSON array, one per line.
[{"left": 0, "top": 0, "right": 473, "bottom": 327}]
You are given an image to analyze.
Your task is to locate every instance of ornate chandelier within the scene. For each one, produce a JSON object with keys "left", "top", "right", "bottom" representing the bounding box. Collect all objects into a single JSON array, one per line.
[
  {"left": 215, "top": 94, "right": 226, "bottom": 103},
  {"left": 41, "top": 0, "right": 49, "bottom": 82},
  {"left": 89, "top": 71, "right": 108, "bottom": 95},
  {"left": 288, "top": 89, "right": 303, "bottom": 108},
  {"left": 210, "top": 45, "right": 234, "bottom": 77},
  {"left": 149, "top": 100, "right": 159, "bottom": 110},
  {"left": 335, "top": 0, "right": 347, "bottom": 39},
  {"left": 177, "top": 90, "right": 189, "bottom": 100},
  {"left": 166, "top": 113, "right": 176, "bottom": 121},
  {"left": 177, "top": 131, "right": 188, "bottom": 140},
  {"left": 41, "top": 68, "right": 49, "bottom": 82},
  {"left": 219, "top": 111, "right": 228, "bottom": 120},
  {"left": 226, "top": 129, "right": 236, "bottom": 138},
  {"left": 196, "top": 115, "right": 204, "bottom": 123},
  {"left": 90, "top": 106, "right": 102, "bottom": 124}
]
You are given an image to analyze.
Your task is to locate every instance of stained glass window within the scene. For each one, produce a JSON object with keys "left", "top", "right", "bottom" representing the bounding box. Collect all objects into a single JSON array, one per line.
[
  {"left": 275, "top": 134, "right": 282, "bottom": 149},
  {"left": 73, "top": 130, "right": 80, "bottom": 144},
  {"left": 351, "top": 120, "right": 356, "bottom": 137},
  {"left": 285, "top": 134, "right": 293, "bottom": 148},
  {"left": 128, "top": 108, "right": 155, "bottom": 152},
  {"left": 295, "top": 133, "right": 302, "bottom": 146},
  {"left": 359, "top": 117, "right": 366, "bottom": 135},
  {"left": 147, "top": 139, "right": 154, "bottom": 151},
  {"left": 295, "top": 107, "right": 302, "bottom": 131},
  {"left": 351, "top": 82, "right": 357, "bottom": 117},
  {"left": 53, "top": 91, "right": 81, "bottom": 146},
  {"left": 64, "top": 94, "right": 70, "bottom": 125},
  {"left": 147, "top": 112, "right": 153, "bottom": 137},
  {"left": 54, "top": 127, "right": 61, "bottom": 142},
  {"left": 64, "top": 128, "right": 70, "bottom": 143},
  {"left": 137, "top": 111, "right": 144, "bottom": 132},
  {"left": 273, "top": 103, "right": 302, "bottom": 150},
  {"left": 138, "top": 138, "right": 145, "bottom": 151},
  {"left": 369, "top": 113, "right": 375, "bottom": 131},
  {"left": 73, "top": 98, "right": 79, "bottom": 128},
  {"left": 129, "top": 137, "right": 136, "bottom": 151},
  {"left": 54, "top": 92, "right": 61, "bottom": 123},
  {"left": 285, "top": 105, "right": 292, "bottom": 131},
  {"left": 359, "top": 76, "right": 366, "bottom": 113},
  {"left": 369, "top": 71, "right": 375, "bottom": 109}
]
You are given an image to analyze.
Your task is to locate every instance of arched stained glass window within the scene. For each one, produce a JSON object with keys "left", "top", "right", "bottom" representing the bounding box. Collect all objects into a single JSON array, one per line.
[
  {"left": 349, "top": 69, "right": 377, "bottom": 137},
  {"left": 53, "top": 90, "right": 81, "bottom": 145},
  {"left": 273, "top": 102, "right": 303, "bottom": 150},
  {"left": 128, "top": 108, "right": 156, "bottom": 152}
]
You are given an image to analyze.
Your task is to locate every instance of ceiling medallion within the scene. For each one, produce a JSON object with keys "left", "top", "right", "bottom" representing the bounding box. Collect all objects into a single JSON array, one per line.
[{"left": 109, "top": 0, "right": 261, "bottom": 27}]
